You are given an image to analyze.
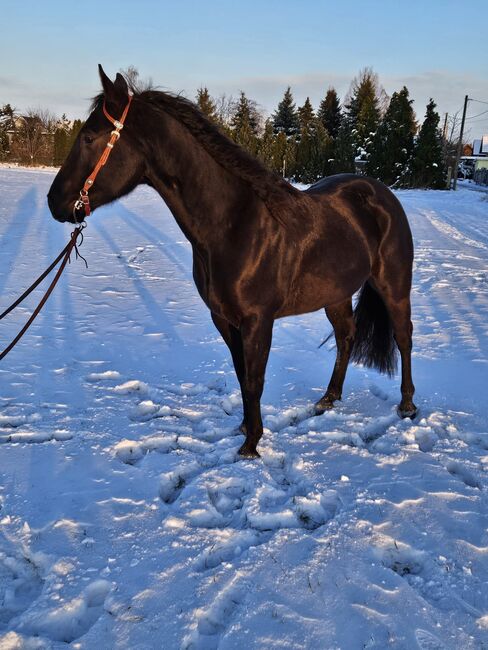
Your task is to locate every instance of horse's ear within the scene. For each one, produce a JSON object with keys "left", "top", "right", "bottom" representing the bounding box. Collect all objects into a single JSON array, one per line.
[
  {"left": 114, "top": 73, "right": 129, "bottom": 96},
  {"left": 98, "top": 65, "right": 128, "bottom": 110},
  {"left": 98, "top": 64, "right": 114, "bottom": 96}
]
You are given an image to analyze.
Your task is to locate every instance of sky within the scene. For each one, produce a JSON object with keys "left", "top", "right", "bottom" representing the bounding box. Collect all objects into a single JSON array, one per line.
[{"left": 2, "top": 0, "right": 488, "bottom": 139}]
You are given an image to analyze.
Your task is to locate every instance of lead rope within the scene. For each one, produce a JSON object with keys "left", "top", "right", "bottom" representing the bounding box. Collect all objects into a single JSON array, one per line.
[{"left": 0, "top": 93, "right": 132, "bottom": 362}]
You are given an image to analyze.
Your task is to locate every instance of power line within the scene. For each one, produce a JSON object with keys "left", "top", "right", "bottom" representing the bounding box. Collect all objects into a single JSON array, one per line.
[
  {"left": 469, "top": 98, "right": 488, "bottom": 106},
  {"left": 465, "top": 118, "right": 488, "bottom": 125},
  {"left": 466, "top": 108, "right": 488, "bottom": 121}
]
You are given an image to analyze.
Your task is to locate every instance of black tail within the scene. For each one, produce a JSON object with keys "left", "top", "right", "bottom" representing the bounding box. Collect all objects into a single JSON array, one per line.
[{"left": 351, "top": 282, "right": 397, "bottom": 377}]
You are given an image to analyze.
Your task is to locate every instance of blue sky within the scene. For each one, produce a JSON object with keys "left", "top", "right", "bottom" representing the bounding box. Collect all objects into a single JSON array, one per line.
[{"left": 2, "top": 0, "right": 488, "bottom": 137}]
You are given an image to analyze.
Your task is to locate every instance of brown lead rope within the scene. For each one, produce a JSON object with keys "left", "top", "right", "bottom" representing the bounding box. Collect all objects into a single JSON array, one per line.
[
  {"left": 0, "top": 226, "right": 84, "bottom": 361},
  {"left": 0, "top": 241, "right": 73, "bottom": 321},
  {"left": 1, "top": 91, "right": 132, "bottom": 362}
]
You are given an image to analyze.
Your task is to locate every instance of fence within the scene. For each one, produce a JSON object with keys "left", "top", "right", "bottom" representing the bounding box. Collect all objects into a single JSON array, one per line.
[{"left": 473, "top": 168, "right": 488, "bottom": 186}]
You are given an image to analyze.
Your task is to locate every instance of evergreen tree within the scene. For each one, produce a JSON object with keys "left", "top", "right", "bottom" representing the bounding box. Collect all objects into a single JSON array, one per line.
[
  {"left": 318, "top": 88, "right": 341, "bottom": 138},
  {"left": 345, "top": 68, "right": 383, "bottom": 164},
  {"left": 295, "top": 120, "right": 331, "bottom": 183},
  {"left": 196, "top": 87, "right": 217, "bottom": 122},
  {"left": 230, "top": 91, "right": 260, "bottom": 155},
  {"left": 366, "top": 86, "right": 416, "bottom": 186},
  {"left": 257, "top": 118, "right": 276, "bottom": 171},
  {"left": 53, "top": 113, "right": 71, "bottom": 166},
  {"left": 295, "top": 98, "right": 331, "bottom": 182},
  {"left": 411, "top": 99, "right": 445, "bottom": 189},
  {"left": 270, "top": 131, "right": 296, "bottom": 178},
  {"left": 0, "top": 103, "right": 14, "bottom": 160},
  {"left": 298, "top": 97, "right": 315, "bottom": 131},
  {"left": 273, "top": 87, "right": 299, "bottom": 138},
  {"left": 331, "top": 120, "right": 356, "bottom": 174}
]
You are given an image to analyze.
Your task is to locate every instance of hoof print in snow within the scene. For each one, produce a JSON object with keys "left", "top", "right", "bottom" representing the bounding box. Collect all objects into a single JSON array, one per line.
[
  {"left": 380, "top": 543, "right": 425, "bottom": 578},
  {"left": 0, "top": 551, "right": 44, "bottom": 627},
  {"left": 17, "top": 580, "right": 111, "bottom": 643},
  {"left": 415, "top": 628, "right": 447, "bottom": 650},
  {"left": 446, "top": 461, "right": 482, "bottom": 489}
]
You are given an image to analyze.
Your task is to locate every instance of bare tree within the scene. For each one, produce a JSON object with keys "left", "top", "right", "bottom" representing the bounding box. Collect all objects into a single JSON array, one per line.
[
  {"left": 214, "top": 93, "right": 235, "bottom": 128},
  {"left": 11, "top": 108, "right": 57, "bottom": 165}
]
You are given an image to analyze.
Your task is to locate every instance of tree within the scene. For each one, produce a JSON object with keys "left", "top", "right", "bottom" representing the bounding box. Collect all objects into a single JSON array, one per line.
[
  {"left": 53, "top": 113, "right": 71, "bottom": 166},
  {"left": 270, "top": 131, "right": 296, "bottom": 178},
  {"left": 366, "top": 86, "right": 416, "bottom": 186},
  {"left": 196, "top": 87, "right": 217, "bottom": 122},
  {"left": 331, "top": 120, "right": 356, "bottom": 174},
  {"left": 257, "top": 118, "right": 276, "bottom": 171},
  {"left": 345, "top": 68, "right": 384, "bottom": 164},
  {"left": 0, "top": 103, "right": 15, "bottom": 160},
  {"left": 295, "top": 98, "right": 331, "bottom": 183},
  {"left": 298, "top": 97, "right": 315, "bottom": 131},
  {"left": 318, "top": 88, "right": 341, "bottom": 138},
  {"left": 230, "top": 91, "right": 261, "bottom": 155},
  {"left": 273, "top": 87, "right": 299, "bottom": 138},
  {"left": 411, "top": 99, "right": 446, "bottom": 189},
  {"left": 11, "top": 108, "right": 57, "bottom": 165}
]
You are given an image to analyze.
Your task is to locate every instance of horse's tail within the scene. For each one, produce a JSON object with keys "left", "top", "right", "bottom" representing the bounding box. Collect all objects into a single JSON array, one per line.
[{"left": 351, "top": 281, "right": 397, "bottom": 377}]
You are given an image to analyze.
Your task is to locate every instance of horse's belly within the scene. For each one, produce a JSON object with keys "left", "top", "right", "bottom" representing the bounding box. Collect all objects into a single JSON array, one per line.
[{"left": 277, "top": 259, "right": 370, "bottom": 317}]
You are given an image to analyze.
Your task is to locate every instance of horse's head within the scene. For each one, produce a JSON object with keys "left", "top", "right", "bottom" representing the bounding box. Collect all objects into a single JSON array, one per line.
[{"left": 48, "top": 65, "right": 145, "bottom": 223}]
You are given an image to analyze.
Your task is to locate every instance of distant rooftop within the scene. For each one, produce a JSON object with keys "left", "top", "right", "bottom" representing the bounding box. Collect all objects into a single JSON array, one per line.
[{"left": 472, "top": 136, "right": 488, "bottom": 155}]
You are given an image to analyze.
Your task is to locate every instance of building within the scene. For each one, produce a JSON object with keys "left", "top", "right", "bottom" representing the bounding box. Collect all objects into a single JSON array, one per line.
[{"left": 460, "top": 135, "right": 488, "bottom": 185}]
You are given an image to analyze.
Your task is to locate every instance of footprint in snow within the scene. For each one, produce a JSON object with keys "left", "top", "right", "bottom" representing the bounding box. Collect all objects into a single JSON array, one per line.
[{"left": 446, "top": 461, "right": 482, "bottom": 490}]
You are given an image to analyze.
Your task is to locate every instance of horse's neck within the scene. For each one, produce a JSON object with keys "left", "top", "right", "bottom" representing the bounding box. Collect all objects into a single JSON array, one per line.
[{"left": 143, "top": 114, "right": 240, "bottom": 249}]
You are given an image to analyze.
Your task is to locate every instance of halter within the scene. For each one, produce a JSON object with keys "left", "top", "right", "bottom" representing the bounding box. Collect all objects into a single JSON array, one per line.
[{"left": 73, "top": 93, "right": 133, "bottom": 222}]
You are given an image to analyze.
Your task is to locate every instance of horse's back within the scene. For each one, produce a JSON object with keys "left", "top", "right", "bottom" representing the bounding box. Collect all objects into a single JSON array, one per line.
[{"left": 304, "top": 173, "right": 413, "bottom": 250}]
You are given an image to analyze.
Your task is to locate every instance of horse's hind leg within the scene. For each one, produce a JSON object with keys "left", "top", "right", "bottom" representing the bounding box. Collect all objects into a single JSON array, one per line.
[
  {"left": 315, "top": 299, "right": 355, "bottom": 414},
  {"left": 388, "top": 297, "right": 417, "bottom": 418},
  {"left": 373, "top": 286, "right": 417, "bottom": 418}
]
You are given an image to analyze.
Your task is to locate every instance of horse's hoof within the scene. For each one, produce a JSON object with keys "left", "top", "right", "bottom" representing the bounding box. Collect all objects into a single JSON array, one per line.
[
  {"left": 238, "top": 444, "right": 260, "bottom": 459},
  {"left": 397, "top": 404, "right": 418, "bottom": 419},
  {"left": 314, "top": 399, "right": 335, "bottom": 416}
]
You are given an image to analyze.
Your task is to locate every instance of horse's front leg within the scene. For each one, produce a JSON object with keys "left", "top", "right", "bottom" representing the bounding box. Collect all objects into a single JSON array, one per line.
[
  {"left": 210, "top": 312, "right": 247, "bottom": 432},
  {"left": 238, "top": 314, "right": 274, "bottom": 458}
]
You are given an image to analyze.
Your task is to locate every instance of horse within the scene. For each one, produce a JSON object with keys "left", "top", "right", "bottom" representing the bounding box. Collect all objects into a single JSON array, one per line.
[{"left": 47, "top": 66, "right": 417, "bottom": 458}]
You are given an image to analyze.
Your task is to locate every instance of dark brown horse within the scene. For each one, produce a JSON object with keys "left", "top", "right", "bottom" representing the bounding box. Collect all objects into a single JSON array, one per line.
[{"left": 48, "top": 66, "right": 417, "bottom": 458}]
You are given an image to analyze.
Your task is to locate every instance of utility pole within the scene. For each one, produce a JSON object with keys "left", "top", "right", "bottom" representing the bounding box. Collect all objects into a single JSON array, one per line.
[
  {"left": 442, "top": 113, "right": 448, "bottom": 140},
  {"left": 452, "top": 95, "right": 469, "bottom": 190}
]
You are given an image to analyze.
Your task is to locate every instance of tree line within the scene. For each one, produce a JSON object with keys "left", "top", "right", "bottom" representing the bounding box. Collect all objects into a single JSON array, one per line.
[
  {"left": 0, "top": 104, "right": 83, "bottom": 166},
  {"left": 1, "top": 68, "right": 451, "bottom": 188}
]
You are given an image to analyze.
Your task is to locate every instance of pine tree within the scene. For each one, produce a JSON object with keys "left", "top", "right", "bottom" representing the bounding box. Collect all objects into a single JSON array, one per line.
[
  {"left": 318, "top": 88, "right": 341, "bottom": 138},
  {"left": 230, "top": 91, "right": 260, "bottom": 155},
  {"left": 257, "top": 118, "right": 276, "bottom": 171},
  {"left": 53, "top": 113, "right": 71, "bottom": 166},
  {"left": 270, "top": 131, "right": 296, "bottom": 178},
  {"left": 345, "top": 68, "right": 383, "bottom": 165},
  {"left": 196, "top": 87, "right": 217, "bottom": 122},
  {"left": 411, "top": 99, "right": 445, "bottom": 189},
  {"left": 0, "top": 103, "right": 14, "bottom": 160},
  {"left": 331, "top": 120, "right": 356, "bottom": 174},
  {"left": 273, "top": 87, "right": 299, "bottom": 138},
  {"left": 295, "top": 98, "right": 331, "bottom": 183},
  {"left": 366, "top": 86, "right": 416, "bottom": 186},
  {"left": 298, "top": 97, "right": 315, "bottom": 131}
]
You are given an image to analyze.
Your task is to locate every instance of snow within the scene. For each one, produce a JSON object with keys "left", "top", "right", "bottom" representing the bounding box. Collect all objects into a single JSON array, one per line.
[{"left": 1, "top": 167, "right": 488, "bottom": 648}]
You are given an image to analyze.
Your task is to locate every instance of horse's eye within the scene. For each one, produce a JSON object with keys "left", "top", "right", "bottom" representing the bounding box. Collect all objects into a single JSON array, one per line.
[{"left": 83, "top": 134, "right": 94, "bottom": 145}]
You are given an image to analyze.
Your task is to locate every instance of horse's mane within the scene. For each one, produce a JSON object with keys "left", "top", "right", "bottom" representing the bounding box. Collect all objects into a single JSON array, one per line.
[{"left": 92, "top": 86, "right": 302, "bottom": 223}]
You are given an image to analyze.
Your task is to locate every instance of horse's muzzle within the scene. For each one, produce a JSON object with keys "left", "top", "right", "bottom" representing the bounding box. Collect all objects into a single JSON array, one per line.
[{"left": 47, "top": 191, "right": 78, "bottom": 223}]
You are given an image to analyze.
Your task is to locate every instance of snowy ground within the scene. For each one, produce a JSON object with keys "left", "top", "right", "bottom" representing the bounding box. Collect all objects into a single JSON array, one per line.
[{"left": 1, "top": 167, "right": 488, "bottom": 649}]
